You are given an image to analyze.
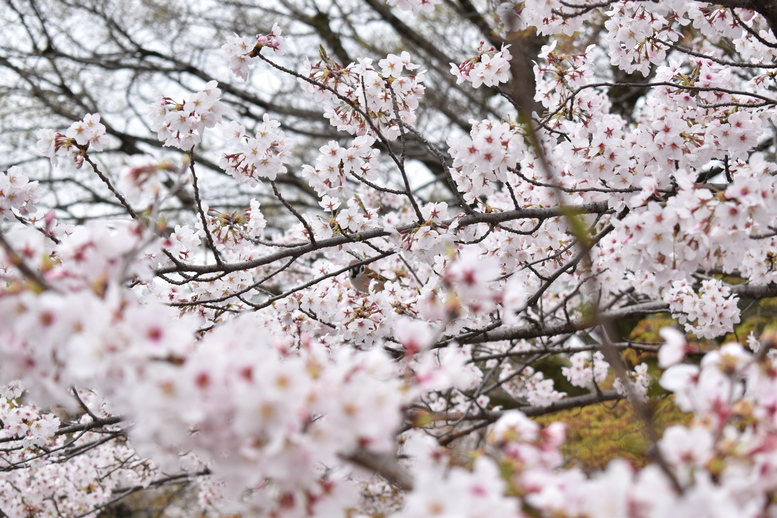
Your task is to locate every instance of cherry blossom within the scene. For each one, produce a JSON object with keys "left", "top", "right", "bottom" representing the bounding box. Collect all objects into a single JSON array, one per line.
[
  {"left": 223, "top": 25, "right": 286, "bottom": 81},
  {"left": 149, "top": 81, "right": 225, "bottom": 150},
  {"left": 451, "top": 42, "right": 512, "bottom": 88},
  {"left": 219, "top": 114, "right": 290, "bottom": 184},
  {"left": 9, "top": 0, "right": 777, "bottom": 515},
  {"left": 299, "top": 52, "right": 425, "bottom": 139},
  {"left": 0, "top": 167, "right": 39, "bottom": 221},
  {"left": 36, "top": 113, "right": 107, "bottom": 167},
  {"left": 563, "top": 351, "right": 609, "bottom": 388}
]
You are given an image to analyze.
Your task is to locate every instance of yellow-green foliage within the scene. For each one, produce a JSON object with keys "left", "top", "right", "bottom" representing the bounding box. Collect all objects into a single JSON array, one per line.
[
  {"left": 535, "top": 396, "right": 692, "bottom": 471},
  {"left": 628, "top": 314, "right": 675, "bottom": 343},
  {"left": 531, "top": 312, "right": 694, "bottom": 472},
  {"left": 533, "top": 295, "right": 777, "bottom": 473}
]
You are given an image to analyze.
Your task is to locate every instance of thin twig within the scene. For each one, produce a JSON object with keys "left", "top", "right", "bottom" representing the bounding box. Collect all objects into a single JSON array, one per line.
[
  {"left": 188, "top": 152, "right": 223, "bottom": 266},
  {"left": 271, "top": 181, "right": 316, "bottom": 244}
]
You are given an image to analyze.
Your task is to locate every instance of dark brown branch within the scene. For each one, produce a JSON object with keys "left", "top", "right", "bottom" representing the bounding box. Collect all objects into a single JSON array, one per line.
[
  {"left": 343, "top": 449, "right": 414, "bottom": 491},
  {"left": 155, "top": 201, "right": 610, "bottom": 275}
]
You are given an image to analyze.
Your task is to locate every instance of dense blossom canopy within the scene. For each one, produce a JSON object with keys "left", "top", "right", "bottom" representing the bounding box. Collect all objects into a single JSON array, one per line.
[{"left": 2, "top": 0, "right": 777, "bottom": 516}]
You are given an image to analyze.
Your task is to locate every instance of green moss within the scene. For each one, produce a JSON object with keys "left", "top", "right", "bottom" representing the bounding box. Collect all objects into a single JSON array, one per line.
[{"left": 534, "top": 396, "right": 691, "bottom": 470}]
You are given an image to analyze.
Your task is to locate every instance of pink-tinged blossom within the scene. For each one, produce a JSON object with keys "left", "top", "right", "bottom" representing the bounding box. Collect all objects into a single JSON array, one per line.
[
  {"left": 451, "top": 42, "right": 512, "bottom": 88},
  {"left": 299, "top": 53, "right": 425, "bottom": 140},
  {"left": 336, "top": 201, "right": 366, "bottom": 232},
  {"left": 660, "top": 425, "right": 714, "bottom": 478},
  {"left": 220, "top": 114, "right": 289, "bottom": 184},
  {"left": 301, "top": 136, "right": 380, "bottom": 199},
  {"left": 396, "top": 436, "right": 518, "bottom": 518},
  {"left": 167, "top": 225, "right": 202, "bottom": 262},
  {"left": 149, "top": 81, "right": 225, "bottom": 150},
  {"left": 562, "top": 351, "right": 609, "bottom": 388},
  {"left": 223, "top": 34, "right": 256, "bottom": 81},
  {"left": 658, "top": 327, "right": 690, "bottom": 368},
  {"left": 410, "top": 344, "right": 482, "bottom": 393},
  {"left": 255, "top": 24, "right": 286, "bottom": 56},
  {"left": 664, "top": 279, "right": 741, "bottom": 339},
  {"left": 442, "top": 247, "right": 500, "bottom": 314},
  {"left": 13, "top": 0, "right": 777, "bottom": 515},
  {"left": 394, "top": 317, "right": 434, "bottom": 355},
  {"left": 379, "top": 51, "right": 419, "bottom": 77},
  {"left": 500, "top": 363, "right": 561, "bottom": 405},
  {"left": 659, "top": 363, "right": 701, "bottom": 412},
  {"left": 223, "top": 26, "right": 285, "bottom": 81},
  {"left": 448, "top": 119, "right": 527, "bottom": 202},
  {"left": 0, "top": 167, "right": 39, "bottom": 221},
  {"left": 661, "top": 343, "right": 749, "bottom": 427},
  {"left": 36, "top": 113, "right": 107, "bottom": 167}
]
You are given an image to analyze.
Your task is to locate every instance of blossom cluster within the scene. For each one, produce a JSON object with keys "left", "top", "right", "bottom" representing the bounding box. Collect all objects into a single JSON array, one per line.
[
  {"left": 562, "top": 351, "right": 609, "bottom": 388},
  {"left": 602, "top": 1, "right": 686, "bottom": 76},
  {"left": 498, "top": 362, "right": 566, "bottom": 407},
  {"left": 447, "top": 119, "right": 527, "bottom": 203},
  {"left": 0, "top": 395, "right": 59, "bottom": 448},
  {"left": 439, "top": 246, "right": 501, "bottom": 316},
  {"left": 0, "top": 384, "right": 161, "bottom": 517},
  {"left": 9, "top": 0, "right": 777, "bottom": 516},
  {"left": 220, "top": 115, "right": 290, "bottom": 185},
  {"left": 397, "top": 338, "right": 777, "bottom": 517},
  {"left": 36, "top": 113, "right": 107, "bottom": 168},
  {"left": 0, "top": 167, "right": 38, "bottom": 222},
  {"left": 664, "top": 279, "right": 741, "bottom": 339},
  {"left": 592, "top": 147, "right": 776, "bottom": 300},
  {"left": 0, "top": 175, "right": 404, "bottom": 516},
  {"left": 299, "top": 51, "right": 425, "bottom": 139},
  {"left": 127, "top": 319, "right": 406, "bottom": 515},
  {"left": 299, "top": 135, "right": 379, "bottom": 199},
  {"left": 533, "top": 42, "right": 605, "bottom": 120},
  {"left": 223, "top": 24, "right": 286, "bottom": 81},
  {"left": 149, "top": 80, "right": 225, "bottom": 150},
  {"left": 394, "top": 432, "right": 518, "bottom": 517},
  {"left": 451, "top": 42, "right": 512, "bottom": 88}
]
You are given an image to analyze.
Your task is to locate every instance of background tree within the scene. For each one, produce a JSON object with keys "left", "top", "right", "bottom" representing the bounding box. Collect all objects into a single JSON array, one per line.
[{"left": 2, "top": 0, "right": 777, "bottom": 516}]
